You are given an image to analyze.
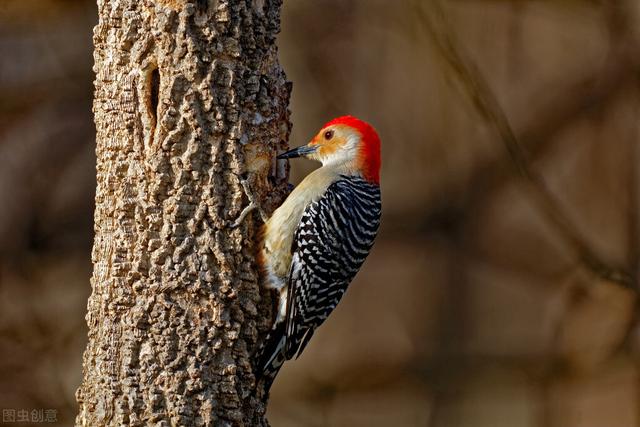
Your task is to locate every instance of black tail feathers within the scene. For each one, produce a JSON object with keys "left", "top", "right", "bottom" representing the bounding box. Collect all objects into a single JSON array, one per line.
[{"left": 253, "top": 320, "right": 287, "bottom": 394}]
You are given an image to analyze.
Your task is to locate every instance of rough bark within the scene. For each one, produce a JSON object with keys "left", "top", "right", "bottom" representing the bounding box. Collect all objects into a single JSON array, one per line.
[{"left": 76, "top": 0, "right": 290, "bottom": 425}]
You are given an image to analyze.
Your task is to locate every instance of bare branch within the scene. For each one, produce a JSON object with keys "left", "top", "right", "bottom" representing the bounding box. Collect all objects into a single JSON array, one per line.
[{"left": 414, "top": 0, "right": 635, "bottom": 289}]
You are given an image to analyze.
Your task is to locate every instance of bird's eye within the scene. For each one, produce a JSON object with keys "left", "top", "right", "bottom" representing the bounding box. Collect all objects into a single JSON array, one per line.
[{"left": 323, "top": 130, "right": 334, "bottom": 140}]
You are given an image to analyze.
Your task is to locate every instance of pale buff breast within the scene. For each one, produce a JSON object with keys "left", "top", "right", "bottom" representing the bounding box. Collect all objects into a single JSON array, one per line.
[{"left": 261, "top": 167, "right": 341, "bottom": 290}]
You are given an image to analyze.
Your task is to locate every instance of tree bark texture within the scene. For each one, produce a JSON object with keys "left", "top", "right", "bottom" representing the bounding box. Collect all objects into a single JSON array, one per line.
[{"left": 76, "top": 0, "right": 290, "bottom": 425}]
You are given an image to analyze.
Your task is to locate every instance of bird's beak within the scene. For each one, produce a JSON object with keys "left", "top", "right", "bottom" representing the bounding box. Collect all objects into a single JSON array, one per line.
[{"left": 277, "top": 144, "right": 318, "bottom": 159}]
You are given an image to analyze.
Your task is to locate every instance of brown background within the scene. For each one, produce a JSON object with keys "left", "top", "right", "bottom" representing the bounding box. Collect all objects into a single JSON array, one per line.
[{"left": 1, "top": 1, "right": 639, "bottom": 426}]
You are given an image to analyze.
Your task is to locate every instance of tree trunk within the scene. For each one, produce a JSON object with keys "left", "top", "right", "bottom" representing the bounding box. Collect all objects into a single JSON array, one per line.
[{"left": 76, "top": 0, "right": 290, "bottom": 425}]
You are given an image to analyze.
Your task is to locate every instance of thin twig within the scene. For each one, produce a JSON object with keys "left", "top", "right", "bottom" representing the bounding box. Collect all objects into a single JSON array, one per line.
[{"left": 415, "top": 0, "right": 635, "bottom": 290}]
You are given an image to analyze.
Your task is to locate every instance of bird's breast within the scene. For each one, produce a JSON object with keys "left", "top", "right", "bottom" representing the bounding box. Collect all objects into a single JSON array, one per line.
[{"left": 261, "top": 167, "right": 340, "bottom": 288}]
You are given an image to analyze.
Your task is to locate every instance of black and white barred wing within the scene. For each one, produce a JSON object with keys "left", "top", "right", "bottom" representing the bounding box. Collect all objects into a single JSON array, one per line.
[{"left": 284, "top": 176, "right": 381, "bottom": 360}]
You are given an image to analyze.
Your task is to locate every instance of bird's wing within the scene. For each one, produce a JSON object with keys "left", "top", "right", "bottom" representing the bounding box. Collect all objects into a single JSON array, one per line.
[{"left": 284, "top": 176, "right": 381, "bottom": 359}]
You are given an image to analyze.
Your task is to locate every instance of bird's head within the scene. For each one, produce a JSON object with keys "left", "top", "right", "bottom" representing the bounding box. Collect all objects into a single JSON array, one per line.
[{"left": 277, "top": 116, "right": 381, "bottom": 184}]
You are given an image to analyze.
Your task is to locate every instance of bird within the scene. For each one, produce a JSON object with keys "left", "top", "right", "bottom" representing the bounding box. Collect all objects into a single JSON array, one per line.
[{"left": 254, "top": 115, "right": 382, "bottom": 392}]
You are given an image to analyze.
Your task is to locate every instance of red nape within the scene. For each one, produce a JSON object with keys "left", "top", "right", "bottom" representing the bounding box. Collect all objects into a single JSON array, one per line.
[{"left": 323, "top": 116, "right": 381, "bottom": 184}]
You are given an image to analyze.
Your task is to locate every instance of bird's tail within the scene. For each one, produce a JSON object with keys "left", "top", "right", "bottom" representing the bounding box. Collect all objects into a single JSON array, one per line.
[{"left": 253, "top": 319, "right": 287, "bottom": 394}]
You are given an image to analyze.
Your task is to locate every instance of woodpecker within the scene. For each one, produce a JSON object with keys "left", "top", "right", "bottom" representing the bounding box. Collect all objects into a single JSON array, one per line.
[{"left": 254, "top": 115, "right": 382, "bottom": 390}]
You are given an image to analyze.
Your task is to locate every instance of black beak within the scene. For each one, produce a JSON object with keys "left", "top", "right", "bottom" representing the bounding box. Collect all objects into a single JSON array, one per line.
[{"left": 277, "top": 144, "right": 317, "bottom": 159}]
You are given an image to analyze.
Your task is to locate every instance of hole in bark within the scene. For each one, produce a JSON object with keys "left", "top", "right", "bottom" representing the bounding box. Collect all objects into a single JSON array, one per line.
[{"left": 149, "top": 68, "right": 160, "bottom": 124}]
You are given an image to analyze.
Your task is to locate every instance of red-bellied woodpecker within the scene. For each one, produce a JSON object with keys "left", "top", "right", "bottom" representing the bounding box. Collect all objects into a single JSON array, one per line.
[{"left": 254, "top": 115, "right": 382, "bottom": 391}]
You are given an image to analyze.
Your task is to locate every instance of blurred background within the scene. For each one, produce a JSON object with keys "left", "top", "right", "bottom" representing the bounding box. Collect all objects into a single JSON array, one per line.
[{"left": 1, "top": 0, "right": 639, "bottom": 426}]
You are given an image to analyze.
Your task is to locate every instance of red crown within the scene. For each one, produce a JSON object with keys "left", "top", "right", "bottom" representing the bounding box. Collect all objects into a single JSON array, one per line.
[{"left": 322, "top": 116, "right": 381, "bottom": 184}]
